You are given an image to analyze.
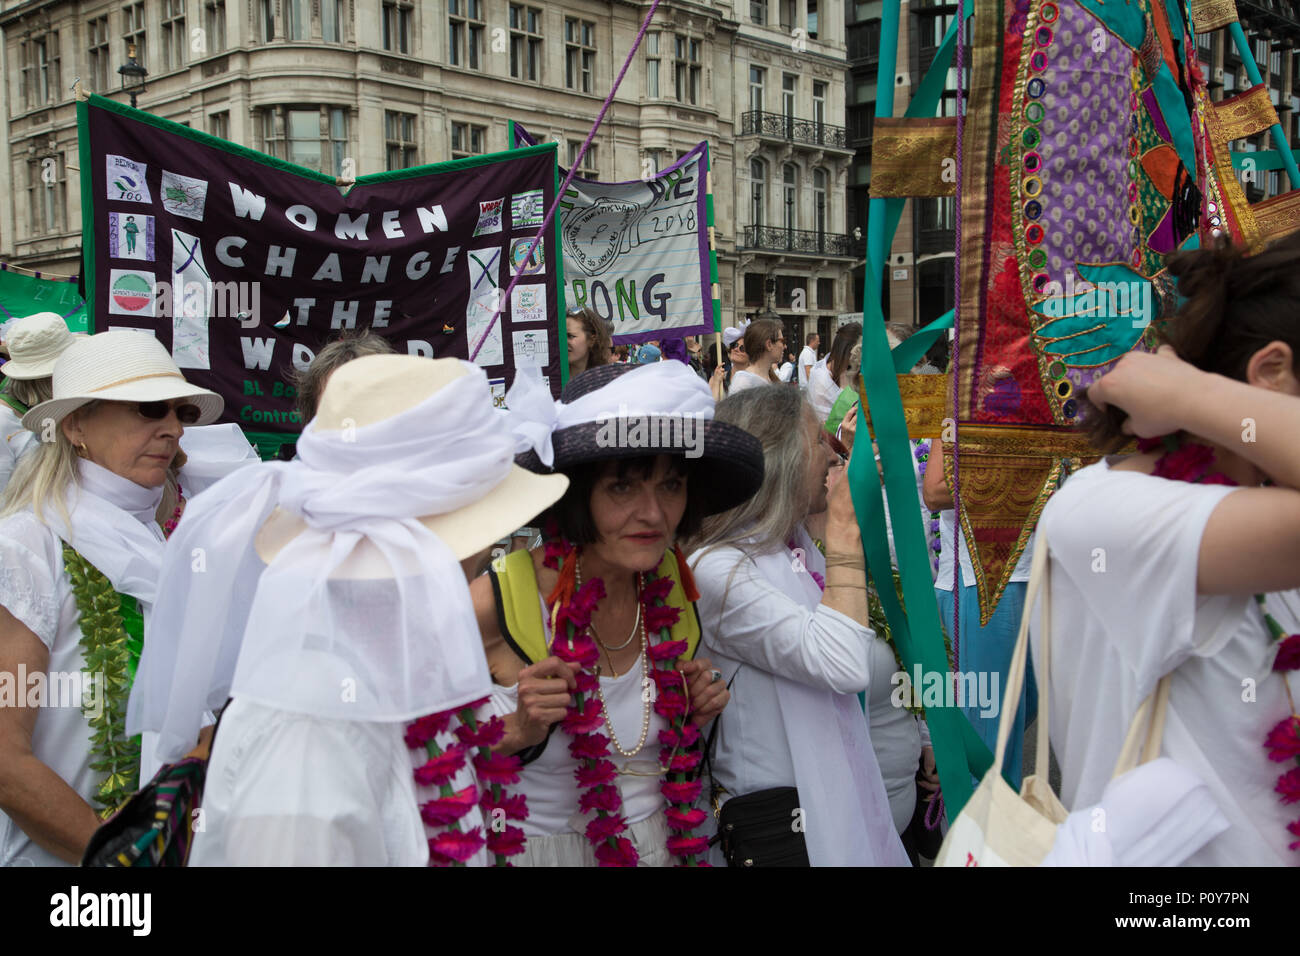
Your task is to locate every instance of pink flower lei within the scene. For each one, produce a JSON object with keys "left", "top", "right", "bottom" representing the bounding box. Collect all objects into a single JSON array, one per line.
[
  {"left": 405, "top": 700, "right": 528, "bottom": 866},
  {"left": 1141, "top": 434, "right": 1300, "bottom": 852},
  {"left": 544, "top": 539, "right": 710, "bottom": 867}
]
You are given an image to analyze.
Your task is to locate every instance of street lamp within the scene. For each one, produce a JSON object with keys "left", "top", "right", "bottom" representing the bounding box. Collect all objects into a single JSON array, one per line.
[{"left": 118, "top": 43, "right": 148, "bottom": 109}]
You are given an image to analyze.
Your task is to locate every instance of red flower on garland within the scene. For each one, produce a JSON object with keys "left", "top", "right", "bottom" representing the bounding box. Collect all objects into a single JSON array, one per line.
[
  {"left": 486, "top": 825, "right": 527, "bottom": 858},
  {"left": 404, "top": 712, "right": 454, "bottom": 749},
  {"left": 643, "top": 575, "right": 674, "bottom": 603},
  {"left": 1277, "top": 766, "right": 1300, "bottom": 805},
  {"left": 1288, "top": 818, "right": 1300, "bottom": 852},
  {"left": 659, "top": 723, "right": 701, "bottom": 749},
  {"left": 662, "top": 779, "right": 703, "bottom": 804},
  {"left": 562, "top": 696, "right": 606, "bottom": 735},
  {"left": 1265, "top": 716, "right": 1300, "bottom": 762},
  {"left": 569, "top": 732, "right": 613, "bottom": 761},
  {"left": 481, "top": 790, "right": 529, "bottom": 821},
  {"left": 574, "top": 759, "right": 619, "bottom": 788},
  {"left": 553, "top": 632, "right": 601, "bottom": 668},
  {"left": 645, "top": 604, "right": 681, "bottom": 633},
  {"left": 573, "top": 670, "right": 600, "bottom": 694},
  {"left": 420, "top": 786, "right": 478, "bottom": 827},
  {"left": 593, "top": 836, "right": 639, "bottom": 866},
  {"left": 543, "top": 538, "right": 569, "bottom": 570},
  {"left": 664, "top": 749, "right": 703, "bottom": 772},
  {"left": 414, "top": 745, "right": 468, "bottom": 787},
  {"left": 579, "top": 784, "right": 624, "bottom": 815},
  {"left": 585, "top": 813, "right": 630, "bottom": 842},
  {"left": 429, "top": 827, "right": 486, "bottom": 864},
  {"left": 647, "top": 639, "right": 689, "bottom": 662},
  {"left": 456, "top": 716, "right": 507, "bottom": 749},
  {"left": 665, "top": 806, "right": 709, "bottom": 831},
  {"left": 665, "top": 834, "right": 710, "bottom": 856},
  {"left": 1153, "top": 441, "right": 1215, "bottom": 482},
  {"left": 472, "top": 750, "right": 523, "bottom": 786},
  {"left": 653, "top": 688, "right": 691, "bottom": 720},
  {"left": 1272, "top": 635, "right": 1300, "bottom": 672}
]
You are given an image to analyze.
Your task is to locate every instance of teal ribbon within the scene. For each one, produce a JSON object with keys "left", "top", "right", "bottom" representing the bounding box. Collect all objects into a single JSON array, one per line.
[{"left": 891, "top": 308, "right": 954, "bottom": 374}]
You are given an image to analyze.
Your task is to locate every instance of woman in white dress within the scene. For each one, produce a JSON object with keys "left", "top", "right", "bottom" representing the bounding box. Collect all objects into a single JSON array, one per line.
[
  {"left": 808, "top": 322, "right": 861, "bottom": 422},
  {"left": 0, "top": 312, "right": 77, "bottom": 493},
  {"left": 0, "top": 331, "right": 228, "bottom": 867},
  {"left": 688, "top": 384, "right": 909, "bottom": 866},
  {"left": 1038, "top": 233, "right": 1300, "bottom": 865}
]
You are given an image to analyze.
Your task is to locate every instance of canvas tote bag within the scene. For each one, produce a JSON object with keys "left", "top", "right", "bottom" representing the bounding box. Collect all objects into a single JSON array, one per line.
[{"left": 936, "top": 536, "right": 1170, "bottom": 867}]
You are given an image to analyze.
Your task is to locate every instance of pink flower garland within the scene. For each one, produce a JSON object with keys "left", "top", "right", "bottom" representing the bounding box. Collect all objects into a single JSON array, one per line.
[
  {"left": 1144, "top": 434, "right": 1300, "bottom": 853},
  {"left": 545, "top": 541, "right": 709, "bottom": 867},
  {"left": 406, "top": 699, "right": 528, "bottom": 866}
]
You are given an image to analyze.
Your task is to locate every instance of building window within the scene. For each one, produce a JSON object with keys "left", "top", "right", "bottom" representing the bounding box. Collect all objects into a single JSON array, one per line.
[
  {"left": 817, "top": 277, "right": 835, "bottom": 310},
  {"left": 744, "top": 273, "right": 765, "bottom": 307},
  {"left": 566, "top": 18, "right": 596, "bottom": 93},
  {"left": 260, "top": 0, "right": 275, "bottom": 41},
  {"left": 23, "top": 33, "right": 62, "bottom": 109},
  {"left": 322, "top": 0, "right": 345, "bottom": 43},
  {"left": 807, "top": 0, "right": 819, "bottom": 39},
  {"left": 645, "top": 32, "right": 660, "bottom": 98},
  {"left": 383, "top": 1, "right": 412, "bottom": 53},
  {"left": 920, "top": 196, "right": 955, "bottom": 231},
  {"left": 644, "top": 150, "right": 663, "bottom": 175},
  {"left": 751, "top": 0, "right": 768, "bottom": 24},
  {"left": 27, "top": 155, "right": 66, "bottom": 236},
  {"left": 568, "top": 140, "right": 598, "bottom": 177},
  {"left": 510, "top": 5, "right": 542, "bottom": 82},
  {"left": 162, "top": 0, "right": 186, "bottom": 71},
  {"left": 783, "top": 163, "right": 797, "bottom": 231},
  {"left": 89, "top": 17, "right": 111, "bottom": 93},
  {"left": 675, "top": 36, "right": 701, "bottom": 105},
  {"left": 261, "top": 106, "right": 350, "bottom": 176},
  {"left": 813, "top": 167, "right": 827, "bottom": 238},
  {"left": 783, "top": 74, "right": 797, "bottom": 134},
  {"left": 451, "top": 121, "right": 486, "bottom": 158},
  {"left": 449, "top": 0, "right": 484, "bottom": 69},
  {"left": 749, "top": 67, "right": 765, "bottom": 112},
  {"left": 210, "top": 111, "right": 230, "bottom": 139},
  {"left": 124, "top": 3, "right": 147, "bottom": 70},
  {"left": 750, "top": 159, "right": 767, "bottom": 227},
  {"left": 284, "top": 0, "right": 308, "bottom": 41},
  {"left": 813, "top": 81, "right": 826, "bottom": 132},
  {"left": 205, "top": 1, "right": 227, "bottom": 54},
  {"left": 385, "top": 111, "right": 418, "bottom": 170}
]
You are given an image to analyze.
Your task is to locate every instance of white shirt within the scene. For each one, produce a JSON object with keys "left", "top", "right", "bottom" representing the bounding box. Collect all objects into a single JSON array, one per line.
[
  {"left": 1033, "top": 460, "right": 1300, "bottom": 866},
  {"left": 935, "top": 509, "right": 1035, "bottom": 591},
  {"left": 778, "top": 361, "right": 795, "bottom": 383},
  {"left": 727, "top": 369, "right": 769, "bottom": 394},
  {"left": 0, "top": 463, "right": 164, "bottom": 868},
  {"left": 190, "top": 696, "right": 430, "bottom": 866},
  {"left": 0, "top": 404, "right": 37, "bottom": 494},
  {"left": 797, "top": 346, "right": 818, "bottom": 387},
  {"left": 691, "top": 545, "right": 873, "bottom": 798},
  {"left": 807, "top": 359, "right": 841, "bottom": 422}
]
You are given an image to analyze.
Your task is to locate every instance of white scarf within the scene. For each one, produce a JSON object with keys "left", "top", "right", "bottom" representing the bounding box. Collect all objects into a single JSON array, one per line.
[
  {"left": 129, "top": 365, "right": 509, "bottom": 764},
  {"left": 748, "top": 525, "right": 910, "bottom": 867},
  {"left": 506, "top": 362, "right": 714, "bottom": 466}
]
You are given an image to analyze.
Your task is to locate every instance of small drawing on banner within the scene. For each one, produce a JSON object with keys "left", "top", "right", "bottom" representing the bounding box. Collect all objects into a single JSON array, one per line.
[
  {"left": 161, "top": 170, "right": 209, "bottom": 220},
  {"left": 473, "top": 198, "right": 505, "bottom": 237},
  {"left": 511, "top": 189, "right": 545, "bottom": 228},
  {"left": 108, "top": 269, "right": 156, "bottom": 317},
  {"left": 509, "top": 238, "right": 546, "bottom": 276},
  {"left": 106, "top": 155, "right": 152, "bottom": 203},
  {"left": 512, "top": 329, "right": 549, "bottom": 369},
  {"left": 466, "top": 245, "right": 504, "bottom": 368},
  {"left": 108, "top": 212, "right": 155, "bottom": 261},
  {"left": 510, "top": 283, "right": 547, "bottom": 324}
]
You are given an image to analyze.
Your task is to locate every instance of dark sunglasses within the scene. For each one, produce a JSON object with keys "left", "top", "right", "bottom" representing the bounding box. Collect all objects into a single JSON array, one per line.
[{"left": 136, "top": 400, "right": 202, "bottom": 424}]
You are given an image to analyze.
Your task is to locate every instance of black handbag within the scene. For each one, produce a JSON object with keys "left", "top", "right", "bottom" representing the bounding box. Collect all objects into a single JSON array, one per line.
[{"left": 716, "top": 786, "right": 810, "bottom": 867}]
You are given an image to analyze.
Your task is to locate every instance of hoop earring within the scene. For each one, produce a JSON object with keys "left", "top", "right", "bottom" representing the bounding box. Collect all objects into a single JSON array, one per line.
[{"left": 75, "top": 442, "right": 88, "bottom": 458}]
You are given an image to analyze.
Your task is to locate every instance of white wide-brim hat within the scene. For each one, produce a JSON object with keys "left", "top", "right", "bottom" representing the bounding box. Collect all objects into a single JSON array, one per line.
[
  {"left": 2, "top": 311, "right": 78, "bottom": 380},
  {"left": 22, "top": 329, "right": 223, "bottom": 431},
  {"left": 255, "top": 354, "right": 569, "bottom": 569}
]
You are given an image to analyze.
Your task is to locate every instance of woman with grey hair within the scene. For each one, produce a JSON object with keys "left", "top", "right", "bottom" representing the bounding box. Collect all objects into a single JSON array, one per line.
[
  {"left": 687, "top": 385, "right": 908, "bottom": 867},
  {"left": 0, "top": 331, "right": 230, "bottom": 867},
  {"left": 0, "top": 312, "right": 78, "bottom": 492}
]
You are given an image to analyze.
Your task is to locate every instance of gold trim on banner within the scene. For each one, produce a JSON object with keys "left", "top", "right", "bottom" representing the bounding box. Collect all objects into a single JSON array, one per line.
[
  {"left": 862, "top": 374, "right": 950, "bottom": 438},
  {"left": 1251, "top": 189, "right": 1300, "bottom": 241},
  {"left": 1212, "top": 85, "right": 1280, "bottom": 143},
  {"left": 1199, "top": 87, "right": 1262, "bottom": 248},
  {"left": 1191, "top": 0, "right": 1239, "bottom": 33},
  {"left": 870, "top": 118, "right": 958, "bottom": 198}
]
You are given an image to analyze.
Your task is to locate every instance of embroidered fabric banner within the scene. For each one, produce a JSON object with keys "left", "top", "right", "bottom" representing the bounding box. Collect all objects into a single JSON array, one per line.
[
  {"left": 870, "top": 118, "right": 959, "bottom": 198},
  {"left": 0, "top": 270, "right": 87, "bottom": 334},
  {"left": 78, "top": 93, "right": 563, "bottom": 432},
  {"left": 512, "top": 123, "right": 715, "bottom": 344}
]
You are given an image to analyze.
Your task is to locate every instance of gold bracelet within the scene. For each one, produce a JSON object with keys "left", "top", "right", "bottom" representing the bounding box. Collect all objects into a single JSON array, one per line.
[{"left": 824, "top": 553, "right": 866, "bottom": 571}]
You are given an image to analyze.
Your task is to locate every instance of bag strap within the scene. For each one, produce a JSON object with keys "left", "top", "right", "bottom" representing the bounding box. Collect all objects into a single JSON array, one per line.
[
  {"left": 991, "top": 533, "right": 1051, "bottom": 779},
  {"left": 1110, "top": 674, "right": 1172, "bottom": 778}
]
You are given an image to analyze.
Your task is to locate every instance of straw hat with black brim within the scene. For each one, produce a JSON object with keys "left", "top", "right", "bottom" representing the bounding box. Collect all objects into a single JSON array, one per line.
[
  {"left": 512, "top": 362, "right": 764, "bottom": 516},
  {"left": 22, "top": 329, "right": 224, "bottom": 432}
]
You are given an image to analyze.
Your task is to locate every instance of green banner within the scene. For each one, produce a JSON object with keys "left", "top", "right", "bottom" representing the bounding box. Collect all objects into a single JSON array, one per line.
[{"left": 0, "top": 269, "right": 88, "bottom": 334}]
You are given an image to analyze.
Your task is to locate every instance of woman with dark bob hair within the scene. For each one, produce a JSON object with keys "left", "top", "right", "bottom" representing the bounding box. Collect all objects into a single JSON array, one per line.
[
  {"left": 468, "top": 360, "right": 765, "bottom": 865},
  {"left": 1034, "top": 230, "right": 1300, "bottom": 865}
]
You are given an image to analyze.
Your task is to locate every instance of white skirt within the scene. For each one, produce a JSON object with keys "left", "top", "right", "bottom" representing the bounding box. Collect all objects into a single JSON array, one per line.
[{"left": 514, "top": 810, "right": 672, "bottom": 867}]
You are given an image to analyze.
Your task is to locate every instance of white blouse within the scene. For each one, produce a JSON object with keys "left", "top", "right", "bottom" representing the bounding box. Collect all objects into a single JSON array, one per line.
[{"left": 0, "top": 404, "right": 37, "bottom": 494}]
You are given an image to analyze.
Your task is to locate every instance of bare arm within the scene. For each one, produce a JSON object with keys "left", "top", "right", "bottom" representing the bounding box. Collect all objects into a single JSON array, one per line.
[
  {"left": 0, "top": 605, "right": 100, "bottom": 864},
  {"left": 822, "top": 457, "right": 869, "bottom": 626},
  {"left": 921, "top": 440, "right": 954, "bottom": 511}
]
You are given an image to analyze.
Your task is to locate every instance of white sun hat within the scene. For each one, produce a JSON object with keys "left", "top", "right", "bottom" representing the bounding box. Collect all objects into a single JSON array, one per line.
[
  {"left": 1, "top": 311, "right": 78, "bottom": 380},
  {"left": 22, "top": 329, "right": 223, "bottom": 431}
]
